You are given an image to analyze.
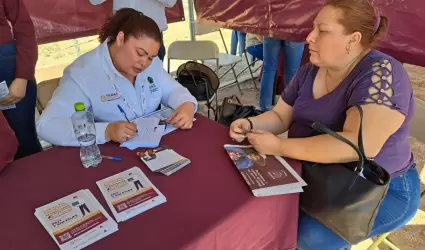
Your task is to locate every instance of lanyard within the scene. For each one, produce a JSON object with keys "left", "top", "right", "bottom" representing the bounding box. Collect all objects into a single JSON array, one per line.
[{"left": 109, "top": 79, "right": 146, "bottom": 118}]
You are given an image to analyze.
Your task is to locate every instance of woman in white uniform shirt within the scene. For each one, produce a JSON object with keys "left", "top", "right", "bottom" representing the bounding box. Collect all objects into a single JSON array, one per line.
[{"left": 37, "top": 8, "right": 197, "bottom": 146}]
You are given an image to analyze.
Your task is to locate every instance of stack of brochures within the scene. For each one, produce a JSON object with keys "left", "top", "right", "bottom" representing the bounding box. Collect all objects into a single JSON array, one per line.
[
  {"left": 120, "top": 117, "right": 165, "bottom": 150},
  {"left": 224, "top": 145, "right": 307, "bottom": 197},
  {"left": 137, "top": 145, "right": 191, "bottom": 176},
  {"left": 34, "top": 189, "right": 118, "bottom": 250},
  {"left": 96, "top": 167, "right": 167, "bottom": 222}
]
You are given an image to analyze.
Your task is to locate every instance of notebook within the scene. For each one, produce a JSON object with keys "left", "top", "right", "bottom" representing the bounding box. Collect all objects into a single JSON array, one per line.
[{"left": 224, "top": 144, "right": 307, "bottom": 197}]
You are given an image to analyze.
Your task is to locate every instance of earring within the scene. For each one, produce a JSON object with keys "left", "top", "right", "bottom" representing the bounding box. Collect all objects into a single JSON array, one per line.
[{"left": 346, "top": 45, "right": 351, "bottom": 55}]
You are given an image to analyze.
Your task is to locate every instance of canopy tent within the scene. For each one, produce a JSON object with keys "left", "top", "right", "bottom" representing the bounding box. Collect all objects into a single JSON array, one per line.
[
  {"left": 25, "top": 0, "right": 425, "bottom": 67},
  {"left": 194, "top": 0, "right": 425, "bottom": 67},
  {"left": 25, "top": 0, "right": 185, "bottom": 44}
]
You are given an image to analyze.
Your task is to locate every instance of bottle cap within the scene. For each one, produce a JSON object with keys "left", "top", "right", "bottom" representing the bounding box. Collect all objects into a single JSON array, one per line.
[{"left": 74, "top": 102, "right": 85, "bottom": 111}]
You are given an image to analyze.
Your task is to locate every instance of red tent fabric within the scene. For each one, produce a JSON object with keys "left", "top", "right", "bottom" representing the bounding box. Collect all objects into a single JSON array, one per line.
[
  {"left": 195, "top": 0, "right": 425, "bottom": 67},
  {"left": 25, "top": 0, "right": 185, "bottom": 44}
]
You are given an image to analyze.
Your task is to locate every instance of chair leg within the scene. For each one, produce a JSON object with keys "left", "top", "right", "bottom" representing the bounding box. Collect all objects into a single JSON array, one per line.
[
  {"left": 243, "top": 51, "right": 258, "bottom": 90},
  {"left": 367, "top": 232, "right": 392, "bottom": 250},
  {"left": 230, "top": 65, "right": 243, "bottom": 95}
]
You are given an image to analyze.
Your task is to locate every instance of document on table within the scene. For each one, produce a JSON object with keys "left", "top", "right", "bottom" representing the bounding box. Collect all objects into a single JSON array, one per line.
[
  {"left": 120, "top": 117, "right": 165, "bottom": 150},
  {"left": 143, "top": 107, "right": 197, "bottom": 135},
  {"left": 0, "top": 81, "right": 16, "bottom": 110}
]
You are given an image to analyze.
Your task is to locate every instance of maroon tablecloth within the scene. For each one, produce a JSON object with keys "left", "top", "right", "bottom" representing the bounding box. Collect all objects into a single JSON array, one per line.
[{"left": 0, "top": 115, "right": 300, "bottom": 250}]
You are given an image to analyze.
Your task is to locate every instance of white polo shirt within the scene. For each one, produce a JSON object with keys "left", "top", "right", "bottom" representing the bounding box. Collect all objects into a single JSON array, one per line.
[{"left": 36, "top": 40, "right": 197, "bottom": 147}]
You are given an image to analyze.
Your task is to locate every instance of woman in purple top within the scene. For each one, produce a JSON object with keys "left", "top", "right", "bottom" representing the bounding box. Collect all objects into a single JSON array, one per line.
[{"left": 229, "top": 0, "right": 420, "bottom": 249}]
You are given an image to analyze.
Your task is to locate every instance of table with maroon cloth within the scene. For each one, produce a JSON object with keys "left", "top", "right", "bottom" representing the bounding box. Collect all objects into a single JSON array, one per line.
[{"left": 0, "top": 115, "right": 301, "bottom": 250}]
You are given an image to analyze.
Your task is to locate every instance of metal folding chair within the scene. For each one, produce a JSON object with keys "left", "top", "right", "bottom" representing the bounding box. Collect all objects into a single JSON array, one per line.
[
  {"left": 194, "top": 22, "right": 257, "bottom": 94},
  {"left": 167, "top": 40, "right": 220, "bottom": 118}
]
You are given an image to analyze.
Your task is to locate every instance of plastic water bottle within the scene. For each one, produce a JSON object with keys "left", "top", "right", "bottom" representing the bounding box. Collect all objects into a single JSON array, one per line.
[{"left": 71, "top": 102, "right": 102, "bottom": 168}]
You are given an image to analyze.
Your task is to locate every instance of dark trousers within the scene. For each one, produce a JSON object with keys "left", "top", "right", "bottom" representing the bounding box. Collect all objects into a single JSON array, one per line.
[
  {"left": 0, "top": 41, "right": 42, "bottom": 159},
  {"left": 158, "top": 32, "right": 166, "bottom": 61}
]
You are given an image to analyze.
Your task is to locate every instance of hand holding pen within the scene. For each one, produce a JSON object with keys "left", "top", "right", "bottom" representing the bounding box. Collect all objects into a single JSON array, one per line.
[{"left": 104, "top": 105, "right": 138, "bottom": 143}]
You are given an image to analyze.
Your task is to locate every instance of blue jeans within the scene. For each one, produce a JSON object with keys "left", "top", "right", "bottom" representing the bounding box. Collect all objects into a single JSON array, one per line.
[
  {"left": 246, "top": 44, "right": 263, "bottom": 61},
  {"left": 260, "top": 37, "right": 304, "bottom": 111},
  {"left": 297, "top": 166, "right": 421, "bottom": 250},
  {"left": 230, "top": 31, "right": 246, "bottom": 56},
  {"left": 0, "top": 41, "right": 42, "bottom": 159}
]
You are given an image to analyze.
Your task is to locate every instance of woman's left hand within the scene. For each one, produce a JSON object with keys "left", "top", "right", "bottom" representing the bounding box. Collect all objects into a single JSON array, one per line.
[
  {"left": 168, "top": 102, "right": 195, "bottom": 129},
  {"left": 0, "top": 78, "right": 27, "bottom": 105},
  {"left": 246, "top": 130, "right": 282, "bottom": 155}
]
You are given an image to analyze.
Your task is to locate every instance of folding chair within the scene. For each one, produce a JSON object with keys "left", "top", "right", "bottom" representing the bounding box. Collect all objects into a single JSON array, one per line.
[
  {"left": 36, "top": 78, "right": 61, "bottom": 114},
  {"left": 195, "top": 22, "right": 257, "bottom": 94},
  {"left": 167, "top": 40, "right": 220, "bottom": 119},
  {"left": 366, "top": 182, "right": 425, "bottom": 250}
]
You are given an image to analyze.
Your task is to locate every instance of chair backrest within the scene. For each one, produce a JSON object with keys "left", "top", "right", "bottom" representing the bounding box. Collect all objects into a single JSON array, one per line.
[
  {"left": 168, "top": 40, "right": 219, "bottom": 61},
  {"left": 167, "top": 40, "right": 220, "bottom": 74},
  {"left": 36, "top": 78, "right": 60, "bottom": 113},
  {"left": 195, "top": 22, "right": 220, "bottom": 36}
]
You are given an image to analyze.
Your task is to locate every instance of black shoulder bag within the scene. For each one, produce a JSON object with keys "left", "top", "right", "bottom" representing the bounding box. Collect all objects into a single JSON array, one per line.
[
  {"left": 300, "top": 105, "right": 390, "bottom": 244},
  {"left": 217, "top": 95, "right": 263, "bottom": 126}
]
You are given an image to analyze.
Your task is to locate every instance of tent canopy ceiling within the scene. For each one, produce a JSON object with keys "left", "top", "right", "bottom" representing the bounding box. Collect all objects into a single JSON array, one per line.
[
  {"left": 195, "top": 0, "right": 425, "bottom": 67},
  {"left": 25, "top": 0, "right": 185, "bottom": 44}
]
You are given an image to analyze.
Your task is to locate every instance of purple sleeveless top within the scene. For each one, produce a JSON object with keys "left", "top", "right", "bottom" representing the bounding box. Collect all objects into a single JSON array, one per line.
[{"left": 282, "top": 50, "right": 415, "bottom": 177}]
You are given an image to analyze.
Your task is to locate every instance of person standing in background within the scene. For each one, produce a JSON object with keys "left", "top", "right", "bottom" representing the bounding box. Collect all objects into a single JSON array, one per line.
[
  {"left": 259, "top": 37, "right": 304, "bottom": 111},
  {"left": 245, "top": 33, "right": 263, "bottom": 61},
  {"left": 90, "top": 0, "right": 177, "bottom": 61},
  {"left": 230, "top": 30, "right": 246, "bottom": 56},
  {"left": 0, "top": 0, "right": 42, "bottom": 159}
]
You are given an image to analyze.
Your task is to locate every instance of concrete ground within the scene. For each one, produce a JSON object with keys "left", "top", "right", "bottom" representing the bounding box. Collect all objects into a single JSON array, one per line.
[{"left": 34, "top": 0, "right": 425, "bottom": 249}]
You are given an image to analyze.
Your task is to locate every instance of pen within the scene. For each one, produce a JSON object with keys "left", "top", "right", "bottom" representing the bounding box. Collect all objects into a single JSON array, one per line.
[
  {"left": 117, "top": 104, "right": 131, "bottom": 122},
  {"left": 117, "top": 104, "right": 138, "bottom": 133},
  {"left": 102, "top": 155, "right": 122, "bottom": 161}
]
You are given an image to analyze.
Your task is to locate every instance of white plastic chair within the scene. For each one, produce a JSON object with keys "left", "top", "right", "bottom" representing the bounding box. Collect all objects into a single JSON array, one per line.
[
  {"left": 194, "top": 22, "right": 257, "bottom": 95},
  {"left": 167, "top": 40, "right": 220, "bottom": 118}
]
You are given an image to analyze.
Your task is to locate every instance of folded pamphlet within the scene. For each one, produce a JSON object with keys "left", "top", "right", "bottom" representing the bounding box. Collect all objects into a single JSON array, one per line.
[
  {"left": 137, "top": 145, "right": 191, "bottom": 176},
  {"left": 96, "top": 166, "right": 166, "bottom": 222},
  {"left": 34, "top": 189, "right": 118, "bottom": 250},
  {"left": 224, "top": 144, "right": 307, "bottom": 197},
  {"left": 0, "top": 81, "right": 16, "bottom": 110}
]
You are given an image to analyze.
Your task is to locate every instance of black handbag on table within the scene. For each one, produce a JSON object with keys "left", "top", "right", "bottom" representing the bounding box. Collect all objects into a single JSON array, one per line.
[{"left": 300, "top": 105, "right": 390, "bottom": 244}]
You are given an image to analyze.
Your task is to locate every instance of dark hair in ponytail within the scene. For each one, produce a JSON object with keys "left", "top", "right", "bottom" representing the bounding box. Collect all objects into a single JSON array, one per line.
[
  {"left": 327, "top": 0, "right": 389, "bottom": 48},
  {"left": 98, "top": 8, "right": 161, "bottom": 44}
]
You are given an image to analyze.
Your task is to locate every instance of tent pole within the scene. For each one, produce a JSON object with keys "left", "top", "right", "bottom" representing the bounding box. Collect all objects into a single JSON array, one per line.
[{"left": 188, "top": 0, "right": 196, "bottom": 41}]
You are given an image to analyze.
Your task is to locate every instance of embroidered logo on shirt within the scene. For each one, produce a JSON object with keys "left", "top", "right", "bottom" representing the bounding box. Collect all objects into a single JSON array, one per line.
[
  {"left": 100, "top": 92, "right": 119, "bottom": 102},
  {"left": 147, "top": 76, "right": 154, "bottom": 84}
]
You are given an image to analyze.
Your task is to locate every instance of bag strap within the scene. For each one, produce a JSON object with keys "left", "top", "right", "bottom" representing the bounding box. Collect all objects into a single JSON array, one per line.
[
  {"left": 311, "top": 104, "right": 366, "bottom": 172},
  {"left": 351, "top": 105, "right": 366, "bottom": 157}
]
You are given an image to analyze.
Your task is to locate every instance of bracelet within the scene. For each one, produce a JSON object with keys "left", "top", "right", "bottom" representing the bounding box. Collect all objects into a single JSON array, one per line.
[{"left": 245, "top": 117, "right": 253, "bottom": 132}]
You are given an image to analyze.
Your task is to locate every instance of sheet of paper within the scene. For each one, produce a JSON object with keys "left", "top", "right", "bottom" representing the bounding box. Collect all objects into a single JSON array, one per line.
[
  {"left": 0, "top": 81, "right": 16, "bottom": 110},
  {"left": 143, "top": 107, "right": 196, "bottom": 135},
  {"left": 120, "top": 118, "right": 165, "bottom": 149}
]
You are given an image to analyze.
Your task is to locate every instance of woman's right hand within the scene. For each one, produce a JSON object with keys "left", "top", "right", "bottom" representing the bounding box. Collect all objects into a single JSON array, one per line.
[
  {"left": 105, "top": 122, "right": 138, "bottom": 142},
  {"left": 229, "top": 118, "right": 252, "bottom": 142}
]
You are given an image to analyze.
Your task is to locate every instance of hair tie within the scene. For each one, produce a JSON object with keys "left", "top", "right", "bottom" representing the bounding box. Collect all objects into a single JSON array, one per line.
[{"left": 373, "top": 8, "right": 381, "bottom": 34}]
